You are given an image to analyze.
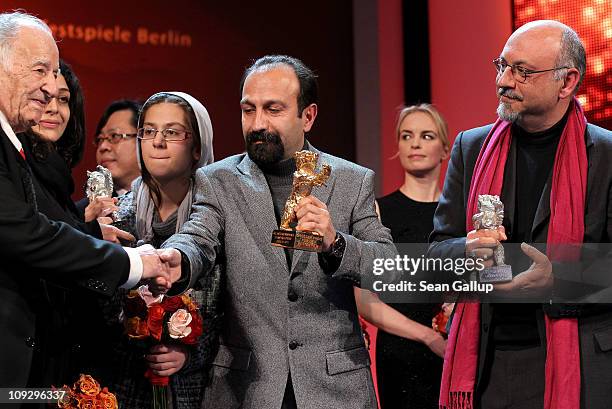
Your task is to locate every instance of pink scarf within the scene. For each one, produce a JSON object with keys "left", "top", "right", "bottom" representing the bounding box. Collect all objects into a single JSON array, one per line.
[{"left": 439, "top": 98, "right": 587, "bottom": 409}]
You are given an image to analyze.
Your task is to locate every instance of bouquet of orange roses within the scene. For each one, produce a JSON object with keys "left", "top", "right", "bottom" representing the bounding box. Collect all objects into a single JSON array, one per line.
[
  {"left": 123, "top": 285, "right": 204, "bottom": 409},
  {"left": 57, "top": 374, "right": 117, "bottom": 409}
]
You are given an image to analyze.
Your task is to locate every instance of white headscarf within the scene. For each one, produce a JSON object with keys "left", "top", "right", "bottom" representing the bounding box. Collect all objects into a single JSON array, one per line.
[
  {"left": 133, "top": 91, "right": 214, "bottom": 244},
  {"left": 136, "top": 91, "right": 214, "bottom": 170}
]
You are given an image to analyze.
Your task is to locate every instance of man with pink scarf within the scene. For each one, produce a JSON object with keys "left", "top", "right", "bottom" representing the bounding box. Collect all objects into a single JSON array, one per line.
[{"left": 428, "top": 20, "right": 612, "bottom": 409}]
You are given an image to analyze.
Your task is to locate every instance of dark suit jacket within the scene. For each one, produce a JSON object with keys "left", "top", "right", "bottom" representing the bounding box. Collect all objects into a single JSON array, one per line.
[
  {"left": 428, "top": 123, "right": 612, "bottom": 407},
  {"left": 0, "top": 127, "right": 130, "bottom": 388}
]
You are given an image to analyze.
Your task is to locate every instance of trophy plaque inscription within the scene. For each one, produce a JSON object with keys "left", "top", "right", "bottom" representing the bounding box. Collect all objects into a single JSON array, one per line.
[{"left": 271, "top": 150, "right": 331, "bottom": 252}]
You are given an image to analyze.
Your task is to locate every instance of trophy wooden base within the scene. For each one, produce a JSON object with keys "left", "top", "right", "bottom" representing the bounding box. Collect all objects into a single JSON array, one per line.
[
  {"left": 271, "top": 229, "right": 323, "bottom": 252},
  {"left": 479, "top": 264, "right": 513, "bottom": 283}
]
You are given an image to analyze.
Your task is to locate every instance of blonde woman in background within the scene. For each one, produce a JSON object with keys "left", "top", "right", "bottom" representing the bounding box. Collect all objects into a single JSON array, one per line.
[{"left": 356, "top": 104, "right": 451, "bottom": 408}]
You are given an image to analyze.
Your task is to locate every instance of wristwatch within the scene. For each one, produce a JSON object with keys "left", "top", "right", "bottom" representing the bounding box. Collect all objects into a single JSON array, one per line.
[{"left": 328, "top": 232, "right": 346, "bottom": 259}]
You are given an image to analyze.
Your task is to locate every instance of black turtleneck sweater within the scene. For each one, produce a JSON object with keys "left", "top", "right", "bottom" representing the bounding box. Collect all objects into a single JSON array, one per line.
[
  {"left": 262, "top": 157, "right": 298, "bottom": 224},
  {"left": 491, "top": 114, "right": 566, "bottom": 350},
  {"left": 513, "top": 116, "right": 566, "bottom": 243},
  {"left": 261, "top": 156, "right": 298, "bottom": 267}
]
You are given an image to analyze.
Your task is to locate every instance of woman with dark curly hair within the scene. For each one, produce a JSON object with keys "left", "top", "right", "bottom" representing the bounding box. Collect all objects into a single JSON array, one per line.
[{"left": 21, "top": 59, "right": 133, "bottom": 391}]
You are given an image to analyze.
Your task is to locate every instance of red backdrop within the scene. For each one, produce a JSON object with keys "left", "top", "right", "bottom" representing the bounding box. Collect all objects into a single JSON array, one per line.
[
  {"left": 3, "top": 1, "right": 357, "bottom": 197},
  {"left": 377, "top": 0, "right": 516, "bottom": 195},
  {"left": 514, "top": 0, "right": 612, "bottom": 130},
  {"left": 428, "top": 0, "right": 513, "bottom": 185}
]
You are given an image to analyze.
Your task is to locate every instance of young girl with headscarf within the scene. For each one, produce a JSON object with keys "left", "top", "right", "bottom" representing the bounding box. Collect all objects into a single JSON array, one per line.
[{"left": 101, "top": 92, "right": 220, "bottom": 409}]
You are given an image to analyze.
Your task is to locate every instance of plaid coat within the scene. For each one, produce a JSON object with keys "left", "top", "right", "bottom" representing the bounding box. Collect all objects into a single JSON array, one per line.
[{"left": 98, "top": 190, "right": 222, "bottom": 409}]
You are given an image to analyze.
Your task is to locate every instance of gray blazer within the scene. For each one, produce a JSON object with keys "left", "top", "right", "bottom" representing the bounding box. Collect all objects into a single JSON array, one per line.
[{"left": 163, "top": 144, "right": 395, "bottom": 409}]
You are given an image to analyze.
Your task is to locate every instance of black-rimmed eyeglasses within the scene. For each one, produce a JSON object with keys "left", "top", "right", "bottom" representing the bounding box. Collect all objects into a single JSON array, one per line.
[{"left": 493, "top": 57, "right": 569, "bottom": 83}]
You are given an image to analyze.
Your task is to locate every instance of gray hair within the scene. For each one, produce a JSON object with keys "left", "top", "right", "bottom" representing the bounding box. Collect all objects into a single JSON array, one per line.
[
  {"left": 0, "top": 11, "right": 53, "bottom": 71},
  {"left": 554, "top": 26, "right": 586, "bottom": 93}
]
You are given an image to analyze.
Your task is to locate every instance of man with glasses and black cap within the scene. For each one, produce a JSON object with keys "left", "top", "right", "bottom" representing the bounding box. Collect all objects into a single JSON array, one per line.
[{"left": 428, "top": 20, "right": 612, "bottom": 409}]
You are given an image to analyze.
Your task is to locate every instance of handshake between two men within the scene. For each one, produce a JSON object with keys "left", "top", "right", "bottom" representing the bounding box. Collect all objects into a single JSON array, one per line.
[
  {"left": 137, "top": 245, "right": 183, "bottom": 295},
  {"left": 116, "top": 192, "right": 340, "bottom": 296},
  {"left": 93, "top": 217, "right": 184, "bottom": 295}
]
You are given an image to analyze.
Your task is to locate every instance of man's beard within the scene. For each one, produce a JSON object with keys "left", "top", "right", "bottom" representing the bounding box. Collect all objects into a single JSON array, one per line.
[
  {"left": 497, "top": 102, "right": 520, "bottom": 123},
  {"left": 245, "top": 130, "right": 285, "bottom": 167},
  {"left": 496, "top": 87, "right": 523, "bottom": 123}
]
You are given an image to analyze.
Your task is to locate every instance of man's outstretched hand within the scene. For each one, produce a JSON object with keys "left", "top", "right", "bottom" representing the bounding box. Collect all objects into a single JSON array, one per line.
[
  {"left": 138, "top": 244, "right": 168, "bottom": 284},
  {"left": 494, "top": 242, "right": 553, "bottom": 296},
  {"left": 158, "top": 248, "right": 182, "bottom": 283},
  {"left": 134, "top": 245, "right": 177, "bottom": 293},
  {"left": 147, "top": 248, "right": 183, "bottom": 295}
]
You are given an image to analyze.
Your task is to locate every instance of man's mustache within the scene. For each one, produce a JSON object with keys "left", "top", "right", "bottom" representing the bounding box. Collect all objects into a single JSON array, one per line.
[
  {"left": 497, "top": 88, "right": 523, "bottom": 101},
  {"left": 246, "top": 130, "right": 281, "bottom": 144}
]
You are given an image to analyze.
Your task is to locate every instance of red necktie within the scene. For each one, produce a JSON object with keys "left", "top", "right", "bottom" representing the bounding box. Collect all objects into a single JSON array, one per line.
[{"left": 19, "top": 148, "right": 25, "bottom": 160}]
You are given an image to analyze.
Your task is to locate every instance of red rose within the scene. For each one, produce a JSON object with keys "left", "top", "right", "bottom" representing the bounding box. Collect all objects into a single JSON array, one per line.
[
  {"left": 124, "top": 292, "right": 147, "bottom": 319},
  {"left": 161, "top": 295, "right": 185, "bottom": 313},
  {"left": 147, "top": 304, "right": 166, "bottom": 341},
  {"left": 181, "top": 311, "right": 203, "bottom": 345}
]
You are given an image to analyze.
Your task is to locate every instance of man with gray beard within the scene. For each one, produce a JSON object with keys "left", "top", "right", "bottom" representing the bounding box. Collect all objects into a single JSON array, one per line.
[{"left": 428, "top": 20, "right": 612, "bottom": 408}]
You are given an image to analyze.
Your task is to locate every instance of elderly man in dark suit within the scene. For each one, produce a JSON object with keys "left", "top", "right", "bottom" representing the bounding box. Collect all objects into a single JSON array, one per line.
[
  {"left": 161, "top": 55, "right": 395, "bottom": 408},
  {"left": 428, "top": 20, "right": 612, "bottom": 409},
  {"left": 0, "top": 11, "right": 177, "bottom": 390}
]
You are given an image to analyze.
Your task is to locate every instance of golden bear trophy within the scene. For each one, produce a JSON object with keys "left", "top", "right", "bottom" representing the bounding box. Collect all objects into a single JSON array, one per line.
[{"left": 271, "top": 150, "right": 331, "bottom": 252}]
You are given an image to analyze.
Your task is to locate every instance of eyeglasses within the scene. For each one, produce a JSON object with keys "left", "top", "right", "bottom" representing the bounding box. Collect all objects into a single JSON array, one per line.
[
  {"left": 137, "top": 127, "right": 191, "bottom": 142},
  {"left": 93, "top": 132, "right": 137, "bottom": 146},
  {"left": 492, "top": 57, "right": 570, "bottom": 83}
]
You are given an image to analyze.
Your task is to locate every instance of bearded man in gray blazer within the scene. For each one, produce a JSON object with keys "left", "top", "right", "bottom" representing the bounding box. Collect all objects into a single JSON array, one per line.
[{"left": 161, "top": 55, "right": 394, "bottom": 409}]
